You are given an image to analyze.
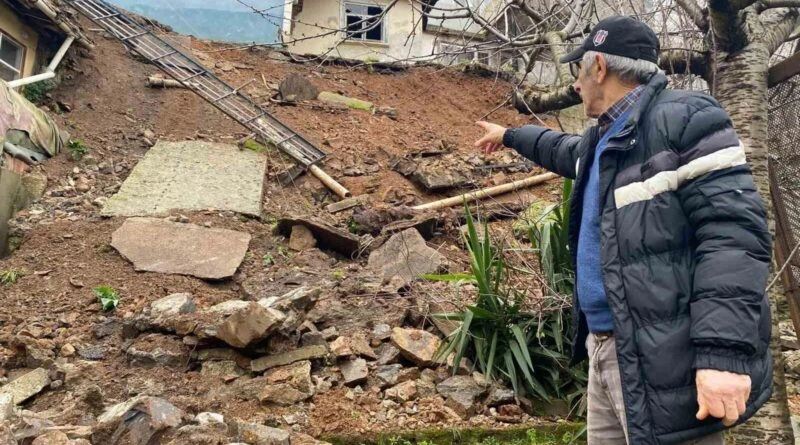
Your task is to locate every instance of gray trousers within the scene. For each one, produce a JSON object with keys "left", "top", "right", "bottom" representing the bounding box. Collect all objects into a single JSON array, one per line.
[{"left": 587, "top": 333, "right": 725, "bottom": 445}]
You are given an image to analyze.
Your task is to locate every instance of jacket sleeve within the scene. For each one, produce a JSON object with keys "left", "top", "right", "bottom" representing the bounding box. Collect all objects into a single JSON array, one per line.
[
  {"left": 667, "top": 98, "right": 772, "bottom": 375},
  {"left": 503, "top": 125, "right": 581, "bottom": 179}
]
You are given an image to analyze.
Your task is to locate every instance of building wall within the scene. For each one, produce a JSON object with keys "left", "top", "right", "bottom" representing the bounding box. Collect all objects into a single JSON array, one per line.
[
  {"left": 287, "top": 0, "right": 440, "bottom": 63},
  {"left": 0, "top": 1, "right": 40, "bottom": 78}
]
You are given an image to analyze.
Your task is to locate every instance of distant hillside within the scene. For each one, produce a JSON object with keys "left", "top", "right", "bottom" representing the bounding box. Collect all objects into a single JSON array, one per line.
[{"left": 108, "top": 0, "right": 282, "bottom": 43}]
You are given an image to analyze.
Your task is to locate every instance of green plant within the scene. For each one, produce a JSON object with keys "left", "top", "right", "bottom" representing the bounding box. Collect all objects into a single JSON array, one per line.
[
  {"left": 348, "top": 220, "right": 361, "bottom": 234},
  {"left": 428, "top": 201, "right": 587, "bottom": 413},
  {"left": 333, "top": 270, "right": 346, "bottom": 281},
  {"left": 22, "top": 80, "right": 55, "bottom": 104},
  {"left": 68, "top": 139, "right": 89, "bottom": 161},
  {"left": 525, "top": 179, "right": 574, "bottom": 297},
  {"left": 364, "top": 56, "right": 379, "bottom": 73},
  {"left": 262, "top": 253, "right": 275, "bottom": 267},
  {"left": 93, "top": 286, "right": 119, "bottom": 311},
  {"left": 0, "top": 269, "right": 24, "bottom": 285}
]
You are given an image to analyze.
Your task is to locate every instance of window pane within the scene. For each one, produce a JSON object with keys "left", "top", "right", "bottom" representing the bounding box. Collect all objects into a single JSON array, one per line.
[
  {"left": 365, "top": 17, "right": 382, "bottom": 41},
  {"left": 0, "top": 35, "right": 23, "bottom": 70},
  {"left": 0, "top": 63, "right": 18, "bottom": 81},
  {"left": 345, "top": 4, "right": 368, "bottom": 15},
  {"left": 367, "top": 6, "right": 383, "bottom": 16},
  {"left": 346, "top": 15, "right": 364, "bottom": 39}
]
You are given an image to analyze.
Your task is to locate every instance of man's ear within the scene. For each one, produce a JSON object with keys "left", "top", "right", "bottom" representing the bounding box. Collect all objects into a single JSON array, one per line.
[{"left": 595, "top": 53, "right": 607, "bottom": 83}]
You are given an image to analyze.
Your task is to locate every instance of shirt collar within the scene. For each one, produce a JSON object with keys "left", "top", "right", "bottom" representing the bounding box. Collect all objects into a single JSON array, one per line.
[{"left": 598, "top": 85, "right": 644, "bottom": 130}]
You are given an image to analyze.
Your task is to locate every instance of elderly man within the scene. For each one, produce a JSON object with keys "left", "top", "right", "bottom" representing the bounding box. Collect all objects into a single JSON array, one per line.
[{"left": 475, "top": 16, "right": 772, "bottom": 445}]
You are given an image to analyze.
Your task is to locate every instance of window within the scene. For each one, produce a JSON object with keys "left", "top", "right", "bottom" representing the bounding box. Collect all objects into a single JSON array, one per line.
[
  {"left": 345, "top": 3, "right": 385, "bottom": 42},
  {"left": 439, "top": 42, "right": 473, "bottom": 65},
  {"left": 0, "top": 32, "right": 24, "bottom": 82}
]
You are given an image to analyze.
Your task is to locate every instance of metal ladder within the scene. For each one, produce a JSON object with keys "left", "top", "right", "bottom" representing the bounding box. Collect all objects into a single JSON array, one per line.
[{"left": 63, "top": 0, "right": 326, "bottom": 168}]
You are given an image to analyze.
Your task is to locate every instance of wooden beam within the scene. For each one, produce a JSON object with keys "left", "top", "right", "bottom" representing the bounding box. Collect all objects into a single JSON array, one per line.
[{"left": 768, "top": 51, "right": 800, "bottom": 87}]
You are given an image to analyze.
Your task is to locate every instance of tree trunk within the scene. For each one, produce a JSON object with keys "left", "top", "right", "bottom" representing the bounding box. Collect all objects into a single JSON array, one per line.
[{"left": 712, "top": 29, "right": 795, "bottom": 445}]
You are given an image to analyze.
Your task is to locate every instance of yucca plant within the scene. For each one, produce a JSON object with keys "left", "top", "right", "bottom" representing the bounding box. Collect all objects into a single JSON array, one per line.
[{"left": 526, "top": 179, "right": 574, "bottom": 297}]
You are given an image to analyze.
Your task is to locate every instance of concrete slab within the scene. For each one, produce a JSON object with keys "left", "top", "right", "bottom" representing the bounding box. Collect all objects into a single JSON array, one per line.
[
  {"left": 102, "top": 141, "right": 265, "bottom": 217},
  {"left": 111, "top": 217, "right": 251, "bottom": 280}
]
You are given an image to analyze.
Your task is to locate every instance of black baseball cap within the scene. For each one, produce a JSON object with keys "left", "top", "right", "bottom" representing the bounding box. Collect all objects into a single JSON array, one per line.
[{"left": 560, "top": 16, "right": 660, "bottom": 65}]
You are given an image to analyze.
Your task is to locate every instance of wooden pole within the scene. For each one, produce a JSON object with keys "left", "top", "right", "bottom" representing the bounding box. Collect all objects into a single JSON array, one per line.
[
  {"left": 412, "top": 172, "right": 559, "bottom": 211},
  {"left": 146, "top": 76, "right": 195, "bottom": 89},
  {"left": 309, "top": 164, "right": 351, "bottom": 198}
]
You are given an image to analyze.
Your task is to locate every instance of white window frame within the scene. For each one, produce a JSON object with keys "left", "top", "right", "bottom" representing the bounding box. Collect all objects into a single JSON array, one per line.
[
  {"left": 438, "top": 42, "right": 474, "bottom": 65},
  {"left": 0, "top": 32, "right": 24, "bottom": 81},
  {"left": 343, "top": 2, "right": 387, "bottom": 43}
]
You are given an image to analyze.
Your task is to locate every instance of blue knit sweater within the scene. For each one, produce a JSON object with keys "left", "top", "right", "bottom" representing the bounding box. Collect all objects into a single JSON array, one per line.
[{"left": 577, "top": 109, "right": 632, "bottom": 333}]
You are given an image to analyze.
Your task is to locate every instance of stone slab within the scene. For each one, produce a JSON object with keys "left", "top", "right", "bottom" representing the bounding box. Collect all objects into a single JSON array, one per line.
[
  {"left": 0, "top": 368, "right": 50, "bottom": 405},
  {"left": 111, "top": 217, "right": 251, "bottom": 280},
  {"left": 102, "top": 141, "right": 266, "bottom": 217}
]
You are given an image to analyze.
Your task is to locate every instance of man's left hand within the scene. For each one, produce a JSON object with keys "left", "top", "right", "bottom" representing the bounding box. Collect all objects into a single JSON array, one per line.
[{"left": 695, "top": 369, "right": 751, "bottom": 426}]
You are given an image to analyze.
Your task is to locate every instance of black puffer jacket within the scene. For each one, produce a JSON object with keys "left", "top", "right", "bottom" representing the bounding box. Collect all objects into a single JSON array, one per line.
[{"left": 503, "top": 73, "right": 772, "bottom": 444}]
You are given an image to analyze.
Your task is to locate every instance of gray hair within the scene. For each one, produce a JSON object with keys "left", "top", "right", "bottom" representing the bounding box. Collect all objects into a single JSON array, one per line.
[{"left": 582, "top": 50, "right": 661, "bottom": 84}]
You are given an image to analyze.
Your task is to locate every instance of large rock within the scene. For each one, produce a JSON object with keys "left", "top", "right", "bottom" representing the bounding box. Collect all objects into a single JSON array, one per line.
[
  {"left": 127, "top": 334, "right": 188, "bottom": 368},
  {"left": 390, "top": 327, "right": 442, "bottom": 367},
  {"left": 279, "top": 73, "right": 319, "bottom": 101},
  {"left": 251, "top": 345, "right": 328, "bottom": 373},
  {"left": 289, "top": 225, "right": 317, "bottom": 251},
  {"left": 339, "top": 358, "right": 368, "bottom": 385},
  {"left": 111, "top": 218, "right": 251, "bottom": 280},
  {"left": 485, "top": 386, "right": 516, "bottom": 407},
  {"left": 32, "top": 431, "right": 70, "bottom": 445},
  {"left": 233, "top": 422, "right": 289, "bottom": 445},
  {"left": 215, "top": 302, "right": 279, "bottom": 348},
  {"left": 258, "top": 286, "right": 321, "bottom": 313},
  {"left": 95, "top": 396, "right": 184, "bottom": 444},
  {"left": 0, "top": 368, "right": 50, "bottom": 404},
  {"left": 151, "top": 293, "right": 196, "bottom": 317},
  {"left": 290, "top": 432, "right": 332, "bottom": 445},
  {"left": 367, "top": 228, "right": 446, "bottom": 288},
  {"left": 102, "top": 140, "right": 266, "bottom": 217},
  {"left": 0, "top": 394, "right": 13, "bottom": 423},
  {"left": 329, "top": 334, "right": 376, "bottom": 359},
  {"left": 201, "top": 361, "right": 245, "bottom": 382},
  {"left": 385, "top": 380, "right": 417, "bottom": 403},
  {"left": 207, "top": 300, "right": 251, "bottom": 315},
  {"left": 259, "top": 360, "right": 315, "bottom": 405},
  {"left": 436, "top": 376, "right": 487, "bottom": 418}
]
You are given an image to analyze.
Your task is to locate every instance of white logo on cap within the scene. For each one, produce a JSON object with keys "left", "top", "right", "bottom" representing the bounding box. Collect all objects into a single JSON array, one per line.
[{"left": 594, "top": 30, "right": 608, "bottom": 46}]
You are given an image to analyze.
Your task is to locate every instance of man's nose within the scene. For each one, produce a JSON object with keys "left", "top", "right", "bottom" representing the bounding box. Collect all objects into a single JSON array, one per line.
[{"left": 572, "top": 81, "right": 581, "bottom": 95}]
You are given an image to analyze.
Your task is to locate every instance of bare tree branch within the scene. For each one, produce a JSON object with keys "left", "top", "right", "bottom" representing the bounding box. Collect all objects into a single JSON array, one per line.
[
  {"left": 763, "top": 7, "right": 800, "bottom": 53},
  {"left": 768, "top": 50, "right": 800, "bottom": 85},
  {"left": 675, "top": 0, "right": 709, "bottom": 31},
  {"left": 660, "top": 49, "right": 710, "bottom": 78},
  {"left": 756, "top": 0, "right": 800, "bottom": 12}
]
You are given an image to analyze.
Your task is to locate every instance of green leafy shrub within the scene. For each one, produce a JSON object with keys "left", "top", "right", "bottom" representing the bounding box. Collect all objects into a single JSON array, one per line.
[
  {"left": 0, "top": 269, "right": 24, "bottom": 285},
  {"left": 93, "top": 286, "right": 119, "bottom": 311},
  {"left": 22, "top": 80, "right": 55, "bottom": 104},
  {"left": 68, "top": 139, "right": 89, "bottom": 161}
]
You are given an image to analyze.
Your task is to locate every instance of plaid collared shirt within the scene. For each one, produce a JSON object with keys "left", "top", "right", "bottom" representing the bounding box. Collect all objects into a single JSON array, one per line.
[{"left": 598, "top": 85, "right": 644, "bottom": 134}]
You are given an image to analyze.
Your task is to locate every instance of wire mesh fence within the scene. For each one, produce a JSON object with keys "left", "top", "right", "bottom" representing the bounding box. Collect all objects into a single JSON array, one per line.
[{"left": 768, "top": 69, "right": 800, "bottom": 319}]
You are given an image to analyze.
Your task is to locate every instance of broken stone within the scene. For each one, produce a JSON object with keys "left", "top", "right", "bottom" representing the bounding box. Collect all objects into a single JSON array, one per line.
[
  {"left": 485, "top": 386, "right": 516, "bottom": 407},
  {"left": 216, "top": 302, "right": 279, "bottom": 349},
  {"left": 60, "top": 343, "right": 76, "bottom": 357},
  {"left": 339, "top": 358, "right": 369, "bottom": 385},
  {"left": 127, "top": 334, "right": 188, "bottom": 368},
  {"left": 168, "top": 424, "right": 229, "bottom": 445},
  {"left": 196, "top": 412, "right": 224, "bottom": 424},
  {"left": 276, "top": 217, "right": 361, "bottom": 257},
  {"left": 301, "top": 331, "right": 326, "bottom": 347},
  {"left": 151, "top": 293, "right": 196, "bottom": 317},
  {"left": 197, "top": 348, "right": 251, "bottom": 369},
  {"left": 329, "top": 334, "right": 376, "bottom": 359},
  {"left": 497, "top": 404, "right": 524, "bottom": 423},
  {"left": 0, "top": 368, "right": 50, "bottom": 405},
  {"left": 412, "top": 168, "right": 469, "bottom": 191},
  {"left": 289, "top": 225, "right": 317, "bottom": 251},
  {"left": 259, "top": 286, "right": 320, "bottom": 313},
  {"left": 32, "top": 431, "right": 70, "bottom": 445},
  {"left": 415, "top": 379, "right": 437, "bottom": 398},
  {"left": 251, "top": 345, "right": 328, "bottom": 373},
  {"left": 375, "top": 364, "right": 404, "bottom": 388},
  {"left": 0, "top": 394, "right": 13, "bottom": 423},
  {"left": 368, "top": 229, "right": 446, "bottom": 288},
  {"left": 279, "top": 73, "right": 319, "bottom": 101},
  {"left": 375, "top": 343, "right": 401, "bottom": 365},
  {"left": 207, "top": 300, "right": 251, "bottom": 315},
  {"left": 385, "top": 380, "right": 417, "bottom": 403},
  {"left": 233, "top": 421, "right": 290, "bottom": 445},
  {"left": 259, "top": 383, "right": 312, "bottom": 406},
  {"left": 390, "top": 327, "right": 442, "bottom": 367},
  {"left": 95, "top": 396, "right": 184, "bottom": 445},
  {"left": 75, "top": 343, "right": 105, "bottom": 360},
  {"left": 320, "top": 327, "right": 338, "bottom": 341},
  {"left": 264, "top": 361, "right": 314, "bottom": 394},
  {"left": 201, "top": 360, "right": 245, "bottom": 382},
  {"left": 111, "top": 218, "right": 251, "bottom": 280},
  {"left": 371, "top": 323, "right": 392, "bottom": 345},
  {"left": 436, "top": 376, "right": 487, "bottom": 418},
  {"left": 326, "top": 196, "right": 367, "bottom": 214}
]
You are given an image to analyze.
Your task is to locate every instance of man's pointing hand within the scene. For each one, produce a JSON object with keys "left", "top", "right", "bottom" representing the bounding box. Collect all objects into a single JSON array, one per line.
[{"left": 474, "top": 121, "right": 507, "bottom": 155}]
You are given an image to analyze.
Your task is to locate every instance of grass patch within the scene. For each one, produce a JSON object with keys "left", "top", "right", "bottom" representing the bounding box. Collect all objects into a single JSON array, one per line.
[
  {"left": 0, "top": 269, "right": 24, "bottom": 286},
  {"left": 323, "top": 424, "right": 586, "bottom": 445}
]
